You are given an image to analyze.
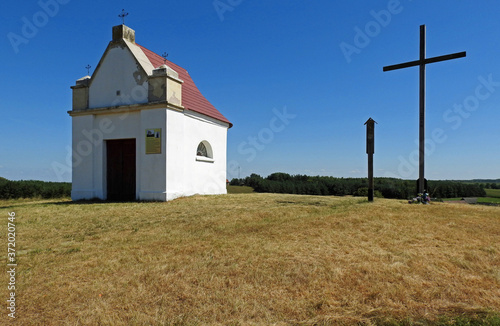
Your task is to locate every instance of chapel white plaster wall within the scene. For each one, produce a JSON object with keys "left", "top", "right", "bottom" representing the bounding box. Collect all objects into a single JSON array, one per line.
[{"left": 89, "top": 45, "right": 149, "bottom": 109}]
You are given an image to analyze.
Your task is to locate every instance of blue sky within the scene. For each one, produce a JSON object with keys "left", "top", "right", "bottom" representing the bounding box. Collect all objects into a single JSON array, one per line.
[{"left": 1, "top": 0, "right": 499, "bottom": 182}]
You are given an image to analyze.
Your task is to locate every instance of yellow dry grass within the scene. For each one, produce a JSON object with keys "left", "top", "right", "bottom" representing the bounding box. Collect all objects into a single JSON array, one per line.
[{"left": 0, "top": 194, "right": 499, "bottom": 325}]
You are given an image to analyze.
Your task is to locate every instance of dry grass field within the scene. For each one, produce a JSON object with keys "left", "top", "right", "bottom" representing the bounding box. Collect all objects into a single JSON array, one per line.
[{"left": 0, "top": 194, "right": 499, "bottom": 325}]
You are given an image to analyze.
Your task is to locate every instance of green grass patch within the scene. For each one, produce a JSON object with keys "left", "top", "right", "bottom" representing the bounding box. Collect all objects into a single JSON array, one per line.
[
  {"left": 485, "top": 188, "right": 500, "bottom": 198},
  {"left": 435, "top": 313, "right": 500, "bottom": 326},
  {"left": 374, "top": 312, "right": 500, "bottom": 326},
  {"left": 226, "top": 185, "right": 254, "bottom": 194},
  {"left": 441, "top": 195, "right": 500, "bottom": 205},
  {"left": 478, "top": 197, "right": 500, "bottom": 204}
]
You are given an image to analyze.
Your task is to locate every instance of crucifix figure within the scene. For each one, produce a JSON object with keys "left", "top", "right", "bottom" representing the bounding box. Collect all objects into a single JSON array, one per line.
[
  {"left": 383, "top": 25, "right": 466, "bottom": 194},
  {"left": 119, "top": 9, "right": 129, "bottom": 25}
]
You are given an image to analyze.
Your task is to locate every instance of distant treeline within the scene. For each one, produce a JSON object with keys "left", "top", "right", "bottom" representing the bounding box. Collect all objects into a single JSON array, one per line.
[
  {"left": 462, "top": 179, "right": 500, "bottom": 184},
  {"left": 230, "top": 173, "right": 486, "bottom": 199},
  {"left": 458, "top": 180, "right": 500, "bottom": 189},
  {"left": 0, "top": 178, "right": 71, "bottom": 199}
]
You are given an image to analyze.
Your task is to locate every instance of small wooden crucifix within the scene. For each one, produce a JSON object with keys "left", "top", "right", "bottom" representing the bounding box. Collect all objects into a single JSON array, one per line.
[{"left": 383, "top": 25, "right": 466, "bottom": 194}]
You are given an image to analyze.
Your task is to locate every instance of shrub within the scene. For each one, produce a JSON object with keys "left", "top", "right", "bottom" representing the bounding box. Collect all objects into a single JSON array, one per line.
[{"left": 0, "top": 179, "right": 71, "bottom": 199}]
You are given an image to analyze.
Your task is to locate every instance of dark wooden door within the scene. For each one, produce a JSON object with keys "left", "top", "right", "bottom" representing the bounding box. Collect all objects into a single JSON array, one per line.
[{"left": 107, "top": 139, "right": 136, "bottom": 201}]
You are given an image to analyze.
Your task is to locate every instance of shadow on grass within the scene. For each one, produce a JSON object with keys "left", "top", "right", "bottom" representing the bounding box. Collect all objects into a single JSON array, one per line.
[
  {"left": 0, "top": 198, "right": 157, "bottom": 209},
  {"left": 372, "top": 310, "right": 500, "bottom": 326}
]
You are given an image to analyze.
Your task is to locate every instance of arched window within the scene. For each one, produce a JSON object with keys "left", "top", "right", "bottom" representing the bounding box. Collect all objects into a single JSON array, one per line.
[
  {"left": 196, "top": 141, "right": 213, "bottom": 161},
  {"left": 197, "top": 142, "right": 208, "bottom": 157}
]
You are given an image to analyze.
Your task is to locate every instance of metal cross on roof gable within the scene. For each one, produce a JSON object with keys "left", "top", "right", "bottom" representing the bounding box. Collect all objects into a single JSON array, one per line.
[
  {"left": 85, "top": 64, "right": 91, "bottom": 76},
  {"left": 383, "top": 25, "right": 466, "bottom": 194},
  {"left": 118, "top": 9, "right": 129, "bottom": 25},
  {"left": 162, "top": 52, "right": 168, "bottom": 65}
]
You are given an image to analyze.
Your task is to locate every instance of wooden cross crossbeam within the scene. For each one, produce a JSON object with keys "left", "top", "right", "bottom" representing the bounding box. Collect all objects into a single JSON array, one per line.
[
  {"left": 383, "top": 25, "right": 466, "bottom": 194},
  {"left": 383, "top": 51, "right": 466, "bottom": 72}
]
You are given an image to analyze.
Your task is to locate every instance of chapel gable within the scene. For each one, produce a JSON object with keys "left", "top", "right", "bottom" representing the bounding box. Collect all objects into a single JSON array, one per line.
[{"left": 71, "top": 25, "right": 183, "bottom": 111}]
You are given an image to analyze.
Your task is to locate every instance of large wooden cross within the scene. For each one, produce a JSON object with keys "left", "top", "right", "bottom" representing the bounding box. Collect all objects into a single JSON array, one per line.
[{"left": 383, "top": 25, "right": 466, "bottom": 194}]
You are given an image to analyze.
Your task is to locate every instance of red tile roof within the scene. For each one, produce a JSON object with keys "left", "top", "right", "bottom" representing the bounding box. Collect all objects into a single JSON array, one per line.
[{"left": 138, "top": 45, "right": 232, "bottom": 128}]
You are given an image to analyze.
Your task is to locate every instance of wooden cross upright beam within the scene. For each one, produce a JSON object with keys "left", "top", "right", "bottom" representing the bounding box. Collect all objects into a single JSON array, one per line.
[{"left": 383, "top": 25, "right": 466, "bottom": 194}]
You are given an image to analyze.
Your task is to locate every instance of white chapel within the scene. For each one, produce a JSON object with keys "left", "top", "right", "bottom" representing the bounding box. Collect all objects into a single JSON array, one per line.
[{"left": 69, "top": 24, "right": 232, "bottom": 201}]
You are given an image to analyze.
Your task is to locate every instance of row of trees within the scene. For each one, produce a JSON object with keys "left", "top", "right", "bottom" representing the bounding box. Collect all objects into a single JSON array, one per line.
[
  {"left": 0, "top": 173, "right": 491, "bottom": 200},
  {"left": 457, "top": 179, "right": 500, "bottom": 189},
  {"left": 0, "top": 178, "right": 71, "bottom": 199},
  {"left": 480, "top": 183, "right": 500, "bottom": 189},
  {"left": 231, "top": 173, "right": 486, "bottom": 199}
]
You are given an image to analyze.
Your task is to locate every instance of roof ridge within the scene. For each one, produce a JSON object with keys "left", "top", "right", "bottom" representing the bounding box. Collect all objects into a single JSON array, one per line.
[
  {"left": 136, "top": 44, "right": 232, "bottom": 128},
  {"left": 137, "top": 44, "right": 185, "bottom": 72}
]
